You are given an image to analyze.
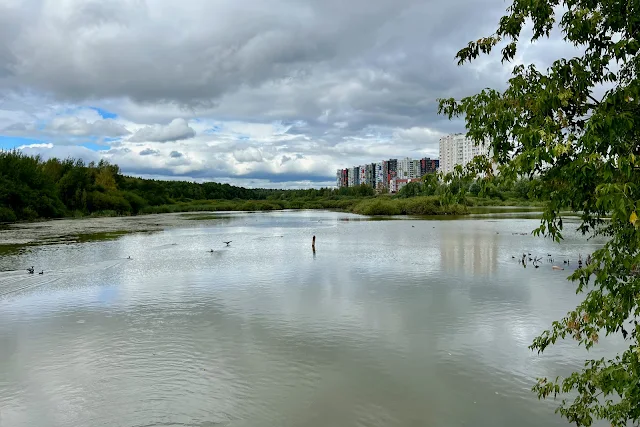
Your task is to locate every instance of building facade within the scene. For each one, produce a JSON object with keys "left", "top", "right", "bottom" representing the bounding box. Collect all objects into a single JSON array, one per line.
[
  {"left": 438, "top": 133, "right": 490, "bottom": 175},
  {"left": 387, "top": 159, "right": 398, "bottom": 183},
  {"left": 336, "top": 169, "right": 349, "bottom": 187},
  {"left": 336, "top": 156, "right": 440, "bottom": 190},
  {"left": 420, "top": 158, "right": 439, "bottom": 176},
  {"left": 375, "top": 162, "right": 386, "bottom": 189}
]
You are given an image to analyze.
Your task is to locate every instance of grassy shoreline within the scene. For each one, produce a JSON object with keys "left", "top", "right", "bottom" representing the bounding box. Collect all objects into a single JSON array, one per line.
[
  {"left": 0, "top": 200, "right": 546, "bottom": 254},
  {"left": 138, "top": 196, "right": 469, "bottom": 217}
]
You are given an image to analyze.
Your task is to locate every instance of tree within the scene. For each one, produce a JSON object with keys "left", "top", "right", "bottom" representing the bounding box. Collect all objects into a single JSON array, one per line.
[
  {"left": 438, "top": 1, "right": 640, "bottom": 425},
  {"left": 397, "top": 181, "right": 422, "bottom": 198}
]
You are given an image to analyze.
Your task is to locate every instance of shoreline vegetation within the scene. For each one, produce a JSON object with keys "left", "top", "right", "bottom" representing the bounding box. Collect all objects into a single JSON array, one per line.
[
  {"left": 1, "top": 151, "right": 543, "bottom": 226},
  {"left": 134, "top": 196, "right": 470, "bottom": 217}
]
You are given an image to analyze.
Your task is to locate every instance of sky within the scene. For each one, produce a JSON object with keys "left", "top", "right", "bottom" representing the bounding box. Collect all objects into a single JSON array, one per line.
[{"left": 0, "top": 0, "right": 575, "bottom": 189}]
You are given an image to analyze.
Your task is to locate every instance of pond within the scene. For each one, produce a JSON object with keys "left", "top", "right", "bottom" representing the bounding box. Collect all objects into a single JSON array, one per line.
[{"left": 0, "top": 211, "right": 617, "bottom": 426}]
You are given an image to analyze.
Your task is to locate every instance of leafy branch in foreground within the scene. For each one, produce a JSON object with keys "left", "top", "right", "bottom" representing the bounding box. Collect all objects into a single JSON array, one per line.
[{"left": 438, "top": 0, "right": 640, "bottom": 425}]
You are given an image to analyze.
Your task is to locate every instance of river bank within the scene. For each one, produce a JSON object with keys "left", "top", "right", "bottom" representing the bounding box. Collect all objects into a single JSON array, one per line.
[
  {"left": 0, "top": 196, "right": 472, "bottom": 246},
  {"left": 0, "top": 205, "right": 550, "bottom": 251}
]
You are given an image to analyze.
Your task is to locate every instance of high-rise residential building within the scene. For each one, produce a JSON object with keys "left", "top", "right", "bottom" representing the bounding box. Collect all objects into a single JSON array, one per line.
[
  {"left": 420, "top": 158, "right": 439, "bottom": 176},
  {"left": 397, "top": 157, "right": 417, "bottom": 179},
  {"left": 438, "top": 133, "right": 491, "bottom": 175},
  {"left": 347, "top": 168, "right": 355, "bottom": 187},
  {"left": 397, "top": 157, "right": 408, "bottom": 178},
  {"left": 387, "top": 159, "right": 397, "bottom": 183},
  {"left": 352, "top": 166, "right": 360, "bottom": 186},
  {"left": 336, "top": 156, "right": 440, "bottom": 189},
  {"left": 412, "top": 159, "right": 420, "bottom": 178},
  {"left": 336, "top": 169, "right": 349, "bottom": 187},
  {"left": 375, "top": 162, "right": 385, "bottom": 188},
  {"left": 365, "top": 164, "right": 374, "bottom": 187}
]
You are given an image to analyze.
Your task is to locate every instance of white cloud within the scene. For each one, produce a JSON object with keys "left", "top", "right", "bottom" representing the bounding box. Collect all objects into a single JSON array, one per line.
[
  {"left": 233, "top": 147, "right": 264, "bottom": 163},
  {"left": 17, "top": 142, "right": 53, "bottom": 149},
  {"left": 0, "top": 0, "right": 574, "bottom": 188},
  {"left": 47, "top": 116, "right": 130, "bottom": 137},
  {"left": 129, "top": 118, "right": 195, "bottom": 142}
]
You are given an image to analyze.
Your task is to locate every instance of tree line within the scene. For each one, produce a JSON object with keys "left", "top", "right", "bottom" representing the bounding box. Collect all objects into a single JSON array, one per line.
[
  {"left": 0, "top": 150, "right": 377, "bottom": 222},
  {"left": 396, "top": 167, "right": 542, "bottom": 204},
  {"left": 0, "top": 150, "right": 542, "bottom": 223}
]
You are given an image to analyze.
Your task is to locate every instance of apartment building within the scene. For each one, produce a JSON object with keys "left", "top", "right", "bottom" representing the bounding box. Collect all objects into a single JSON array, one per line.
[
  {"left": 438, "top": 133, "right": 491, "bottom": 175},
  {"left": 337, "top": 156, "right": 438, "bottom": 190}
]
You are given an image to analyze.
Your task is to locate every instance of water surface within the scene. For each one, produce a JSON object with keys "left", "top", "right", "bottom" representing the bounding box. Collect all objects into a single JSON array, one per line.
[{"left": 0, "top": 211, "right": 618, "bottom": 426}]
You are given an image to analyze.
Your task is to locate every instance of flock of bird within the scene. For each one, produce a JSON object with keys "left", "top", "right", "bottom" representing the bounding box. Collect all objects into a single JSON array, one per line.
[
  {"left": 210, "top": 241, "right": 232, "bottom": 252},
  {"left": 25, "top": 234, "right": 594, "bottom": 275},
  {"left": 512, "top": 252, "right": 592, "bottom": 270},
  {"left": 25, "top": 266, "right": 43, "bottom": 275}
]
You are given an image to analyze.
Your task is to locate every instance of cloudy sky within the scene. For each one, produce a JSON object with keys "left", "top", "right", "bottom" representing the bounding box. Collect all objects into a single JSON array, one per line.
[{"left": 0, "top": 0, "right": 572, "bottom": 189}]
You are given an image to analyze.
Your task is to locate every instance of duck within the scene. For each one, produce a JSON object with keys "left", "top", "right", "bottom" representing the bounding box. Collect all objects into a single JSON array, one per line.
[
  {"left": 26, "top": 266, "right": 34, "bottom": 274},
  {"left": 39, "top": 270, "right": 44, "bottom": 275}
]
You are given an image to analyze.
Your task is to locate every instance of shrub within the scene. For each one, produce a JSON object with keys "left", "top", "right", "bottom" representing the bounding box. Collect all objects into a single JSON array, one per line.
[{"left": 0, "top": 207, "right": 17, "bottom": 223}]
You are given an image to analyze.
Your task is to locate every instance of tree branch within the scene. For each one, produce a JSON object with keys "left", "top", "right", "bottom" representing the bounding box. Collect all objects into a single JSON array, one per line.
[{"left": 587, "top": 94, "right": 601, "bottom": 106}]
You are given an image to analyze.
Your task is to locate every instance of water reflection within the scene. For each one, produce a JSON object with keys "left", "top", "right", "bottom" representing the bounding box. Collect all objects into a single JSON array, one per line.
[
  {"left": 0, "top": 211, "right": 617, "bottom": 427},
  {"left": 439, "top": 223, "right": 499, "bottom": 275}
]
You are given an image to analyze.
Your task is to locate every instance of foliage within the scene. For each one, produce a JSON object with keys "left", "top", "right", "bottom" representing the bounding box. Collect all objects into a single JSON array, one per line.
[
  {"left": 438, "top": 0, "right": 640, "bottom": 425},
  {"left": 1, "top": 150, "right": 534, "bottom": 224},
  {"left": 351, "top": 198, "right": 403, "bottom": 216},
  {"left": 0, "top": 151, "right": 377, "bottom": 222},
  {"left": 351, "top": 196, "right": 467, "bottom": 216}
]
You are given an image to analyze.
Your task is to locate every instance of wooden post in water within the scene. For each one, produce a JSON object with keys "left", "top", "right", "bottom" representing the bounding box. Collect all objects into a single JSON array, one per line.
[{"left": 312, "top": 235, "right": 316, "bottom": 252}]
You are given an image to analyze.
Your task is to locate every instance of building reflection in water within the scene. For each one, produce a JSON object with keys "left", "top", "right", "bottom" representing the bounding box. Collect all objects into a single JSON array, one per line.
[{"left": 439, "top": 226, "right": 499, "bottom": 275}]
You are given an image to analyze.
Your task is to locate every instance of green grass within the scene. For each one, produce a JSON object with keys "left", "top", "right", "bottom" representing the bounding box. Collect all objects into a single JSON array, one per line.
[
  {"left": 75, "top": 231, "right": 131, "bottom": 243},
  {"left": 0, "top": 243, "right": 29, "bottom": 256}
]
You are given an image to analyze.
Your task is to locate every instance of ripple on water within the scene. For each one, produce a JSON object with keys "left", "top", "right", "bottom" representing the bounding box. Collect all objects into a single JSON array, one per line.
[{"left": 0, "top": 213, "right": 615, "bottom": 427}]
